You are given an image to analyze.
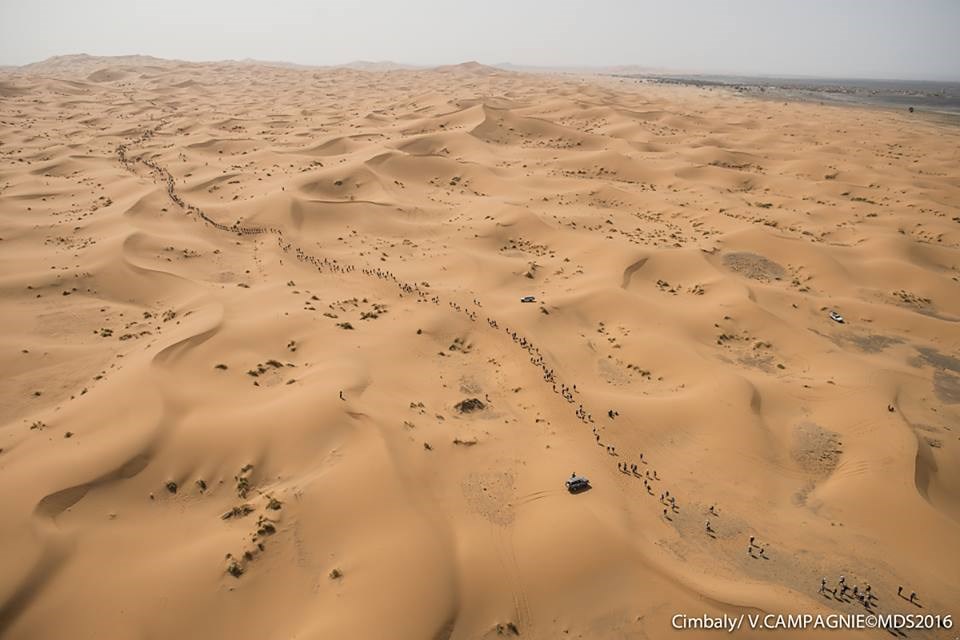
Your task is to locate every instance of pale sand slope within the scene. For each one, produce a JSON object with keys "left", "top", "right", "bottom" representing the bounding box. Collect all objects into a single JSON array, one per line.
[{"left": 0, "top": 57, "right": 958, "bottom": 640}]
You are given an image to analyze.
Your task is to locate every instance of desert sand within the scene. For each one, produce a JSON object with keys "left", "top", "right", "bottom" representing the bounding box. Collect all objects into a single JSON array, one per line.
[{"left": 0, "top": 56, "right": 958, "bottom": 640}]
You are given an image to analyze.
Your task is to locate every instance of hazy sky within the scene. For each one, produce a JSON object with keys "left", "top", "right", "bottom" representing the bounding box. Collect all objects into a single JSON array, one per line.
[{"left": 2, "top": 0, "right": 958, "bottom": 80}]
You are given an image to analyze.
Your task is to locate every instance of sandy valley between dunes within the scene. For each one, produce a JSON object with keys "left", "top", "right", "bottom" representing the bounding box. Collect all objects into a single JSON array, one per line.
[{"left": 0, "top": 56, "right": 958, "bottom": 639}]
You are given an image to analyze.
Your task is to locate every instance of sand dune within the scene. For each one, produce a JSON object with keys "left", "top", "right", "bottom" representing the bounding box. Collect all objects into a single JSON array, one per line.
[{"left": 0, "top": 56, "right": 958, "bottom": 639}]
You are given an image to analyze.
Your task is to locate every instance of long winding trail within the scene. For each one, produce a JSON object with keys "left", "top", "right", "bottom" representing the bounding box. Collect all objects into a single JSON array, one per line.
[{"left": 116, "top": 121, "right": 688, "bottom": 506}]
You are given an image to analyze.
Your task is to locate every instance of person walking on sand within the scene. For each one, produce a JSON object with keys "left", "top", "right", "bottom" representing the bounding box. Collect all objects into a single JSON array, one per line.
[
  {"left": 820, "top": 578, "right": 827, "bottom": 593},
  {"left": 339, "top": 390, "right": 344, "bottom": 400},
  {"left": 909, "top": 591, "right": 916, "bottom": 603},
  {"left": 897, "top": 585, "right": 903, "bottom": 597}
]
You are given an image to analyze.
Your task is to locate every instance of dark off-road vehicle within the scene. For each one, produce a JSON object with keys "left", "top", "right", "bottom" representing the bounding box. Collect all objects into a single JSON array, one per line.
[{"left": 565, "top": 475, "right": 590, "bottom": 493}]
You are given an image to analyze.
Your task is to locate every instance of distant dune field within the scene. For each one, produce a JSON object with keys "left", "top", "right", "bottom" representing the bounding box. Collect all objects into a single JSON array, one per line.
[{"left": 0, "top": 56, "right": 958, "bottom": 640}]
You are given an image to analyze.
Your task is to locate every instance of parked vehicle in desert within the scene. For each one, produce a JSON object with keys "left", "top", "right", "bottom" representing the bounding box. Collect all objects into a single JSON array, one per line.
[{"left": 565, "top": 474, "right": 590, "bottom": 493}]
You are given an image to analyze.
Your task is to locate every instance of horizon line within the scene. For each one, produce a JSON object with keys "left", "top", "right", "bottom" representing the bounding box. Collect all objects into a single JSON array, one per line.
[{"left": 3, "top": 52, "right": 959, "bottom": 84}]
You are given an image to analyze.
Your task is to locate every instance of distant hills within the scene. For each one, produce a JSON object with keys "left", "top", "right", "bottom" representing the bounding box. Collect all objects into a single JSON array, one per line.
[
  {"left": 4, "top": 54, "right": 651, "bottom": 78},
  {"left": 1, "top": 55, "right": 526, "bottom": 84},
  {"left": 17, "top": 53, "right": 176, "bottom": 75},
  {"left": 3, "top": 54, "right": 675, "bottom": 82}
]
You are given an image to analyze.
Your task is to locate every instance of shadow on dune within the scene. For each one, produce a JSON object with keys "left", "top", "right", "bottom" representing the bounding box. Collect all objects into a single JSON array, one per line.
[{"left": 620, "top": 256, "right": 649, "bottom": 289}]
